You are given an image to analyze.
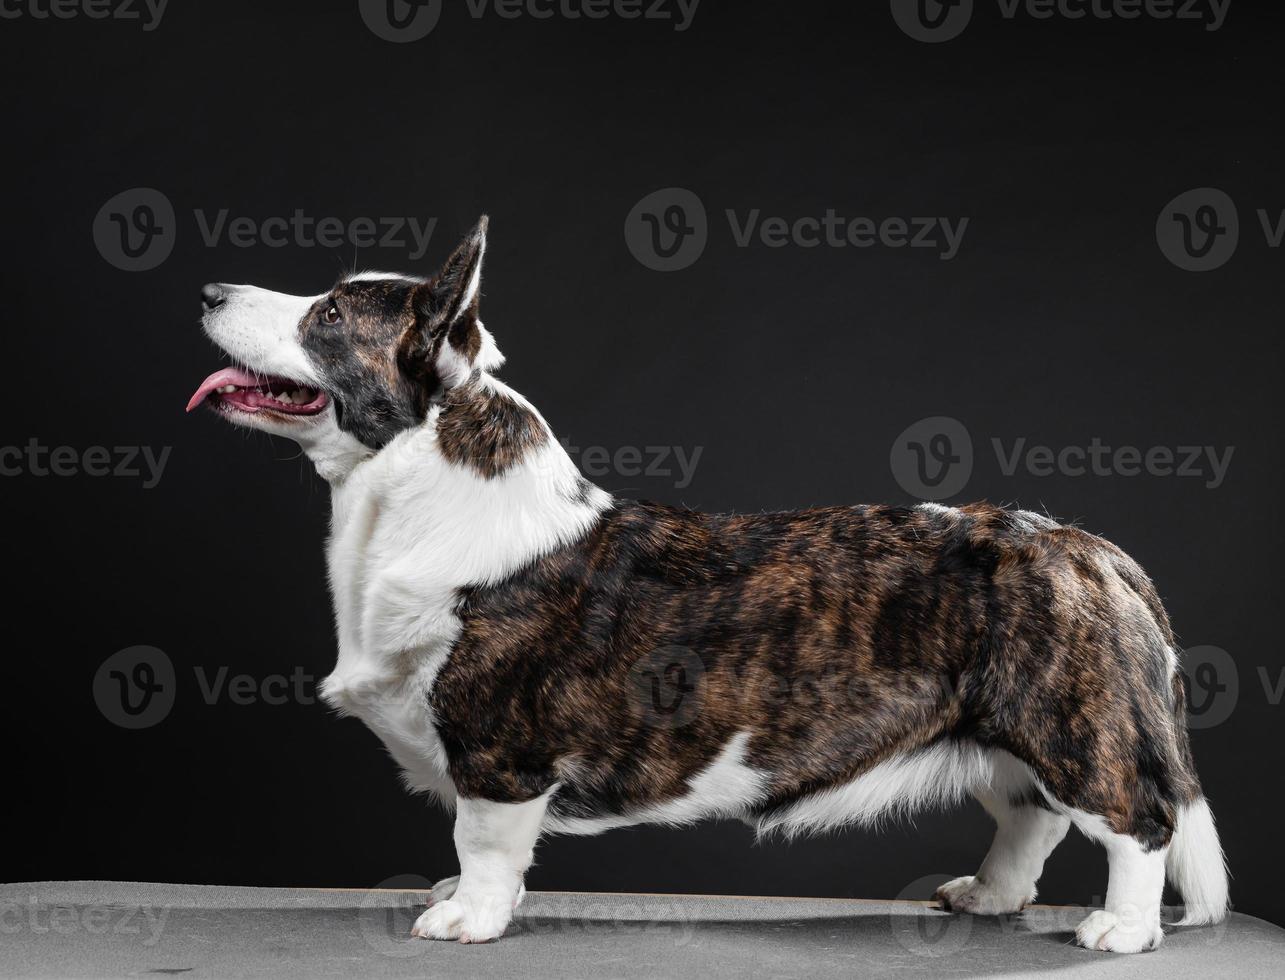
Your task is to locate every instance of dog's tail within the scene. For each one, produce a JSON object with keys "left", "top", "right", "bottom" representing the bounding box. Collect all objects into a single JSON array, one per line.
[
  {"left": 1166, "top": 797, "right": 1229, "bottom": 925},
  {"left": 1164, "top": 667, "right": 1230, "bottom": 926}
]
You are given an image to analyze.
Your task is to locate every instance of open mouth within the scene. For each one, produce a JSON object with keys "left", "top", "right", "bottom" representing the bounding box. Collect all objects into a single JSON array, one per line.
[{"left": 186, "top": 367, "right": 329, "bottom": 417}]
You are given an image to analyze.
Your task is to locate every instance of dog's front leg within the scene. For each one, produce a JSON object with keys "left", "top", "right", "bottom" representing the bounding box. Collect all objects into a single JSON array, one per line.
[
  {"left": 425, "top": 874, "right": 528, "bottom": 910},
  {"left": 411, "top": 792, "right": 549, "bottom": 944}
]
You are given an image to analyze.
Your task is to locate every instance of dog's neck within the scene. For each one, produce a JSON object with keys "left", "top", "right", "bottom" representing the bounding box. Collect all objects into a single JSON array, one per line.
[
  {"left": 298, "top": 427, "right": 373, "bottom": 484},
  {"left": 303, "top": 373, "right": 613, "bottom": 565}
]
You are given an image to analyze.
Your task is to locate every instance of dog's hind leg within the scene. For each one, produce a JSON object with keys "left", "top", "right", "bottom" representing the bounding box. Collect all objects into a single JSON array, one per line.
[
  {"left": 936, "top": 757, "right": 1070, "bottom": 915},
  {"left": 1068, "top": 812, "right": 1168, "bottom": 953},
  {"left": 1018, "top": 662, "right": 1189, "bottom": 953}
]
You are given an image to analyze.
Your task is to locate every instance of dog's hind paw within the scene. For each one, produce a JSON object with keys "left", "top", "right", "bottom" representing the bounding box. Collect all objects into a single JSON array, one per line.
[
  {"left": 933, "top": 875, "right": 1031, "bottom": 915},
  {"left": 426, "top": 875, "right": 460, "bottom": 907},
  {"left": 1074, "top": 909, "right": 1164, "bottom": 953}
]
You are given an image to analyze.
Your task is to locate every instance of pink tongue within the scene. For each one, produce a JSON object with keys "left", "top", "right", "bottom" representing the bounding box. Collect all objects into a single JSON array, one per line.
[{"left": 186, "top": 366, "right": 264, "bottom": 413}]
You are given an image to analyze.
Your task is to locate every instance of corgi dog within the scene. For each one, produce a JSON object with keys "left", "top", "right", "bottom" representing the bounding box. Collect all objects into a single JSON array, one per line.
[{"left": 188, "top": 217, "right": 1228, "bottom": 951}]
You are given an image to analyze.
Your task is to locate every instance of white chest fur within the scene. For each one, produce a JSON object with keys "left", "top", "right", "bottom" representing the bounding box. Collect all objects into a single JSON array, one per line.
[
  {"left": 315, "top": 381, "right": 612, "bottom": 803},
  {"left": 318, "top": 437, "right": 460, "bottom": 801}
]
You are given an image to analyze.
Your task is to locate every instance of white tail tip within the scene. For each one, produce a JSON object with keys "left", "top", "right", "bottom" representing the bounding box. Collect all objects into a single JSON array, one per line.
[{"left": 1166, "top": 797, "right": 1230, "bottom": 926}]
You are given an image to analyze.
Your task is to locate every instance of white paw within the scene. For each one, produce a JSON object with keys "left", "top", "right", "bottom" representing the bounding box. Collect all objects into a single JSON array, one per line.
[
  {"left": 411, "top": 896, "right": 513, "bottom": 944},
  {"left": 934, "top": 875, "right": 1031, "bottom": 915},
  {"left": 1075, "top": 909, "right": 1164, "bottom": 953}
]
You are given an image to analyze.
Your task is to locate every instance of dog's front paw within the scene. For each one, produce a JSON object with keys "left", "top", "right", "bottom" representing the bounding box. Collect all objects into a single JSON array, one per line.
[
  {"left": 934, "top": 875, "right": 1031, "bottom": 915},
  {"left": 1074, "top": 909, "right": 1164, "bottom": 953},
  {"left": 411, "top": 896, "right": 512, "bottom": 944}
]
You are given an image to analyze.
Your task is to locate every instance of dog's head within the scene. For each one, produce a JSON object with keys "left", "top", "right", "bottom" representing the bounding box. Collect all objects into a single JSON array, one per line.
[{"left": 188, "top": 217, "right": 502, "bottom": 454}]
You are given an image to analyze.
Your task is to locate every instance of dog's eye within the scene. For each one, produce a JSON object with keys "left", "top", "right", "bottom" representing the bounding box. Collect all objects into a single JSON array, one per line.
[{"left": 322, "top": 302, "right": 341, "bottom": 325}]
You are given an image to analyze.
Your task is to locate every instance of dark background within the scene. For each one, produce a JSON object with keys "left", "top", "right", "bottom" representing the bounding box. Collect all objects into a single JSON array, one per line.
[{"left": 3, "top": 0, "right": 1281, "bottom": 928}]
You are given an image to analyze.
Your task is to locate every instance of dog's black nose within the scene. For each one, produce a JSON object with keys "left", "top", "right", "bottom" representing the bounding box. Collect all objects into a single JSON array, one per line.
[{"left": 201, "top": 283, "right": 227, "bottom": 313}]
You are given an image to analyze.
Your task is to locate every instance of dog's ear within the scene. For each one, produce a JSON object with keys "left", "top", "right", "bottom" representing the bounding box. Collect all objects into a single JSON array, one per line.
[{"left": 401, "top": 216, "right": 504, "bottom": 388}]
